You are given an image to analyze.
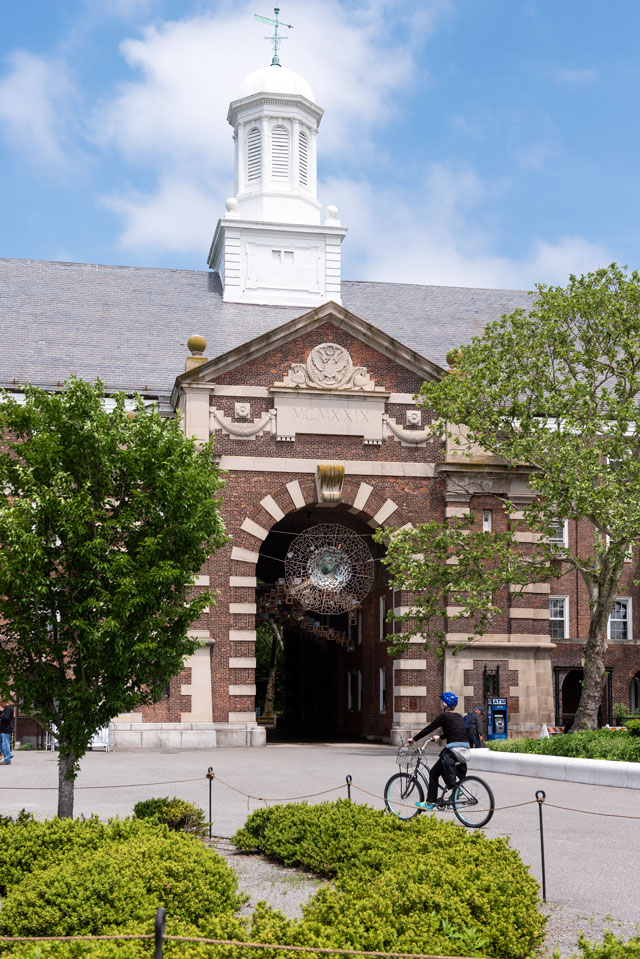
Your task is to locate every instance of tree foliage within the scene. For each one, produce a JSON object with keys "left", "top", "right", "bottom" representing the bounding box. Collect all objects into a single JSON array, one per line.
[
  {"left": 0, "top": 378, "right": 227, "bottom": 814},
  {"left": 378, "top": 264, "right": 640, "bottom": 729}
]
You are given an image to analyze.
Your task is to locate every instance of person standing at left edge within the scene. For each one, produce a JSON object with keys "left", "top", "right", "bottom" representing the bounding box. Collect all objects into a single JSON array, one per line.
[{"left": 0, "top": 700, "right": 14, "bottom": 765}]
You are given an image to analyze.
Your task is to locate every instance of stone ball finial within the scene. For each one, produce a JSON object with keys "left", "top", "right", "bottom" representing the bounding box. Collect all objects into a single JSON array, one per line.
[
  {"left": 188, "top": 334, "right": 207, "bottom": 356},
  {"left": 225, "top": 197, "right": 238, "bottom": 217},
  {"left": 446, "top": 348, "right": 463, "bottom": 369},
  {"left": 324, "top": 204, "right": 340, "bottom": 225}
]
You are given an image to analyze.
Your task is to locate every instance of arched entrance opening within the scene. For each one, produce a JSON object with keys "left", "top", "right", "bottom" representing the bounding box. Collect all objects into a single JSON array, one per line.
[
  {"left": 255, "top": 505, "right": 388, "bottom": 740},
  {"left": 555, "top": 667, "right": 612, "bottom": 729}
]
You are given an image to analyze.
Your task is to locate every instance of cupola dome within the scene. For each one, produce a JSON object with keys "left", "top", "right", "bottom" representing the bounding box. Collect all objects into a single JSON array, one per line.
[{"left": 236, "top": 64, "right": 315, "bottom": 103}]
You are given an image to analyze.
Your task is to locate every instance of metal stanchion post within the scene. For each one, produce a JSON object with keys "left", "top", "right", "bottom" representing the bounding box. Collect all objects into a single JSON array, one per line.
[
  {"left": 345, "top": 774, "right": 352, "bottom": 800},
  {"left": 206, "top": 767, "right": 215, "bottom": 839},
  {"left": 154, "top": 906, "right": 166, "bottom": 959},
  {"left": 535, "top": 790, "right": 547, "bottom": 902}
]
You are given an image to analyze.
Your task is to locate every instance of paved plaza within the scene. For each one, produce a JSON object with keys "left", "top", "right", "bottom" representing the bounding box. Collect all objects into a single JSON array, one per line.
[{"left": 1, "top": 742, "right": 638, "bottom": 925}]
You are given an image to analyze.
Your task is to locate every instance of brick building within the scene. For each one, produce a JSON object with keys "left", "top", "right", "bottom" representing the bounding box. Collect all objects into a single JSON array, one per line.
[{"left": 1, "top": 60, "right": 639, "bottom": 747}]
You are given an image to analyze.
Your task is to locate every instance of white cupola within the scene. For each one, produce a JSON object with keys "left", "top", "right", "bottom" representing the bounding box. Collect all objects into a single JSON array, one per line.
[
  {"left": 208, "top": 59, "right": 347, "bottom": 307},
  {"left": 229, "top": 64, "right": 322, "bottom": 225}
]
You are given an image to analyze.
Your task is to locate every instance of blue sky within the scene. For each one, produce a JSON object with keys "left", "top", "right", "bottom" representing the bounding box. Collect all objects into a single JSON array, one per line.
[{"left": 1, "top": 0, "right": 638, "bottom": 290}]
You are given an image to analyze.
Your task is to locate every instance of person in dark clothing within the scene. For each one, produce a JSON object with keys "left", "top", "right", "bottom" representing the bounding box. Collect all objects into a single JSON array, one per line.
[
  {"left": 464, "top": 706, "right": 484, "bottom": 747},
  {"left": 0, "top": 701, "right": 14, "bottom": 765},
  {"left": 407, "top": 691, "right": 469, "bottom": 810}
]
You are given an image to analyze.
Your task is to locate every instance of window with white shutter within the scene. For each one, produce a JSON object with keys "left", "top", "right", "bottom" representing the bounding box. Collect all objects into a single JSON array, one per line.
[
  {"left": 271, "top": 125, "right": 290, "bottom": 179},
  {"left": 247, "top": 128, "right": 261, "bottom": 181}
]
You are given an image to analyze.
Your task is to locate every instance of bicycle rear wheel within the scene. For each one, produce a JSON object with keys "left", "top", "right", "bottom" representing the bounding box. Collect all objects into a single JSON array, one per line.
[
  {"left": 452, "top": 776, "right": 495, "bottom": 828},
  {"left": 384, "top": 772, "right": 424, "bottom": 820}
]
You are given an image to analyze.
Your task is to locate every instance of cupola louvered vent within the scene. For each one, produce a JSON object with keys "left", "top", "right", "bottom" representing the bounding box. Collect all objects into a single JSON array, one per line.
[
  {"left": 272, "top": 125, "right": 290, "bottom": 179},
  {"left": 247, "top": 128, "right": 261, "bottom": 181},
  {"left": 299, "top": 131, "right": 308, "bottom": 186}
]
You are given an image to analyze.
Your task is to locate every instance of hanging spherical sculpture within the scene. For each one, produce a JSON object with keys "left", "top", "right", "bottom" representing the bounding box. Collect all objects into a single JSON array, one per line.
[{"left": 285, "top": 524, "right": 374, "bottom": 614}]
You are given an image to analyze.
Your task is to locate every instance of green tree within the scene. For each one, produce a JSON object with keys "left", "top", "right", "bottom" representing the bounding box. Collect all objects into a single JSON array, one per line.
[
  {"left": 0, "top": 378, "right": 227, "bottom": 816},
  {"left": 378, "top": 264, "right": 640, "bottom": 730}
]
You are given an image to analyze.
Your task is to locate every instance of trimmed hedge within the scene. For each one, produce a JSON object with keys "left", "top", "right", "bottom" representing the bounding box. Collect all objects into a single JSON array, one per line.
[
  {"left": 8, "top": 802, "right": 638, "bottom": 959},
  {"left": 0, "top": 817, "right": 244, "bottom": 941},
  {"left": 487, "top": 728, "right": 640, "bottom": 762},
  {"left": 133, "top": 795, "right": 209, "bottom": 836},
  {"left": 233, "top": 799, "right": 544, "bottom": 959}
]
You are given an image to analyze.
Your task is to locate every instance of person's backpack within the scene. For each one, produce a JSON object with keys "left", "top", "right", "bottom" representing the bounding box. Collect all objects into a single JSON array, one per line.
[{"left": 464, "top": 711, "right": 473, "bottom": 730}]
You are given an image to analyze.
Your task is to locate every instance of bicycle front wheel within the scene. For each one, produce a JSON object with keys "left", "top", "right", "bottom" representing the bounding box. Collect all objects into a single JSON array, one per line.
[
  {"left": 452, "top": 776, "right": 495, "bottom": 828},
  {"left": 384, "top": 772, "right": 424, "bottom": 820}
]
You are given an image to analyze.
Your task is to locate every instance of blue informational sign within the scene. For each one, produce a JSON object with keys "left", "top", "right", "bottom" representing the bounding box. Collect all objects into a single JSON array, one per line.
[{"left": 487, "top": 697, "right": 508, "bottom": 740}]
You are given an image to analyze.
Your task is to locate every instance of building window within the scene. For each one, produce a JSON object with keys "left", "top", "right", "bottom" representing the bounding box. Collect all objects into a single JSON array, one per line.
[
  {"left": 379, "top": 595, "right": 386, "bottom": 641},
  {"left": 299, "top": 131, "right": 308, "bottom": 186},
  {"left": 549, "top": 596, "right": 568, "bottom": 639},
  {"left": 271, "top": 249, "right": 294, "bottom": 266},
  {"left": 549, "top": 519, "right": 568, "bottom": 547},
  {"left": 630, "top": 672, "right": 640, "bottom": 713},
  {"left": 379, "top": 668, "right": 387, "bottom": 713},
  {"left": 482, "top": 510, "right": 492, "bottom": 532},
  {"left": 348, "top": 669, "right": 362, "bottom": 712},
  {"left": 271, "top": 125, "right": 290, "bottom": 179},
  {"left": 609, "top": 598, "right": 631, "bottom": 641},
  {"left": 247, "top": 127, "right": 261, "bottom": 181}
]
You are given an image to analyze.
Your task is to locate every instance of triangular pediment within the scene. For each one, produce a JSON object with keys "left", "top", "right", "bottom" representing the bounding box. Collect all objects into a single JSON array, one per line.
[{"left": 173, "top": 300, "right": 445, "bottom": 400}]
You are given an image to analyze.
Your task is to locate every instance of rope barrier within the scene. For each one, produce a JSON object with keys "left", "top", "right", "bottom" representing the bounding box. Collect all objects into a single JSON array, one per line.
[
  {"left": 544, "top": 801, "right": 640, "bottom": 820},
  {"left": 0, "top": 776, "right": 205, "bottom": 792},
  {"left": 1, "top": 767, "right": 639, "bottom": 822},
  {"left": 0, "top": 932, "right": 508, "bottom": 959},
  {"left": 351, "top": 782, "right": 538, "bottom": 814},
  {"left": 213, "top": 772, "right": 347, "bottom": 804}
]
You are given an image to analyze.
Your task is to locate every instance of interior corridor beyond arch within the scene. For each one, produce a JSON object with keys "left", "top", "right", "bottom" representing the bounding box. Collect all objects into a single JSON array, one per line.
[{"left": 255, "top": 504, "right": 391, "bottom": 741}]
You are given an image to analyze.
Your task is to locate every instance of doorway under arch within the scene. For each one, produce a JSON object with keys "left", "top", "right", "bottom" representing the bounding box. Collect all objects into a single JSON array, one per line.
[{"left": 255, "top": 504, "right": 390, "bottom": 740}]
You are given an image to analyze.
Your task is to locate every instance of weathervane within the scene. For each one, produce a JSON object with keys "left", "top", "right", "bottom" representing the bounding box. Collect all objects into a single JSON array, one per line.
[{"left": 255, "top": 7, "right": 293, "bottom": 67}]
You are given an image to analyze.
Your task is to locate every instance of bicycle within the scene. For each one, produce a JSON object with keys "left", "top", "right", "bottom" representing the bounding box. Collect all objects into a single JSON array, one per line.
[{"left": 384, "top": 740, "right": 495, "bottom": 828}]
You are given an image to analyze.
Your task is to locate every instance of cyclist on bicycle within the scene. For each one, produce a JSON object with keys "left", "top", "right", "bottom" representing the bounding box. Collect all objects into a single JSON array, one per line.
[{"left": 407, "top": 691, "right": 469, "bottom": 810}]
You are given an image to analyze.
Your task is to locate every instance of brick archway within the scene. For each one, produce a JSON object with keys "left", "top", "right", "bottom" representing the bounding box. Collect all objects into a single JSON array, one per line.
[{"left": 224, "top": 475, "right": 414, "bottom": 738}]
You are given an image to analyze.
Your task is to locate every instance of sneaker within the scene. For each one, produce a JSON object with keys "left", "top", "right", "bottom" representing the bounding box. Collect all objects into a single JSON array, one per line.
[{"left": 415, "top": 801, "right": 434, "bottom": 810}]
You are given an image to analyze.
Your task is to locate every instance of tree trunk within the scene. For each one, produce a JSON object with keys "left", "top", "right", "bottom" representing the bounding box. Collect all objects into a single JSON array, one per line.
[
  {"left": 262, "top": 623, "right": 283, "bottom": 721},
  {"left": 571, "top": 604, "right": 608, "bottom": 731},
  {"left": 57, "top": 749, "right": 77, "bottom": 818}
]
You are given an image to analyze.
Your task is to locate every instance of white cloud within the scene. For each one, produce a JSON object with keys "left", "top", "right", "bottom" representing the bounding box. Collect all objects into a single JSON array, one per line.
[
  {"left": 0, "top": 52, "right": 74, "bottom": 164},
  {"left": 94, "top": 0, "right": 449, "bottom": 253},
  {"left": 325, "top": 166, "right": 612, "bottom": 290},
  {"left": 94, "top": 0, "right": 445, "bottom": 167},
  {"left": 102, "top": 176, "right": 220, "bottom": 254},
  {"left": 545, "top": 67, "right": 598, "bottom": 87}
]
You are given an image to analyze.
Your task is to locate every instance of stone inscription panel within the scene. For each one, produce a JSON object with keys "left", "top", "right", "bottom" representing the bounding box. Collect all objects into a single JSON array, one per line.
[{"left": 274, "top": 392, "right": 385, "bottom": 443}]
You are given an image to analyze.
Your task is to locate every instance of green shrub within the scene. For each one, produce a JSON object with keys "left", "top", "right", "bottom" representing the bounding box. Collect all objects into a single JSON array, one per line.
[
  {"left": 625, "top": 719, "right": 640, "bottom": 737},
  {"left": 133, "top": 796, "right": 209, "bottom": 836},
  {"left": 0, "top": 818, "right": 243, "bottom": 938},
  {"left": 573, "top": 933, "right": 640, "bottom": 959},
  {"left": 2, "top": 913, "right": 249, "bottom": 959},
  {"left": 488, "top": 728, "right": 640, "bottom": 762},
  {"left": 0, "top": 809, "right": 34, "bottom": 829},
  {"left": 233, "top": 800, "right": 544, "bottom": 958},
  {"left": 0, "top": 802, "right": 546, "bottom": 959}
]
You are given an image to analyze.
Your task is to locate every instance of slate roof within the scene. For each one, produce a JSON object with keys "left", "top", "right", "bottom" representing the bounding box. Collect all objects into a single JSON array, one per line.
[{"left": 0, "top": 257, "right": 531, "bottom": 404}]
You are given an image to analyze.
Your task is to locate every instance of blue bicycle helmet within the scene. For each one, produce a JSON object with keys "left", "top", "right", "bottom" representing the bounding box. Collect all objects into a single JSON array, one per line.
[{"left": 441, "top": 691, "right": 458, "bottom": 709}]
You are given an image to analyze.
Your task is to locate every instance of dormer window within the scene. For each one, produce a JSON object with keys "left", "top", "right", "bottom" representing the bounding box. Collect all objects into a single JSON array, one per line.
[
  {"left": 247, "top": 127, "right": 262, "bottom": 181},
  {"left": 272, "top": 125, "right": 290, "bottom": 179},
  {"left": 299, "top": 131, "right": 308, "bottom": 186}
]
